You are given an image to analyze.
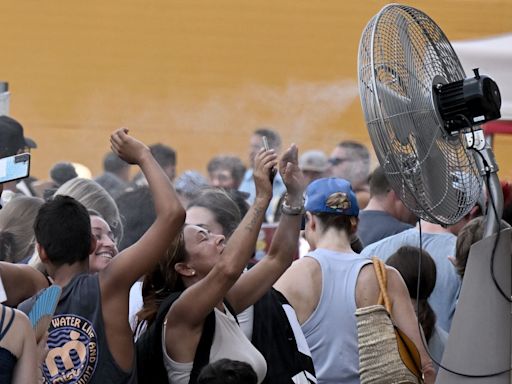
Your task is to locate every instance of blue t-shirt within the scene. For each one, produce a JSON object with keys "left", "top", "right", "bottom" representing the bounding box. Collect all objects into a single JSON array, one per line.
[{"left": 357, "top": 210, "right": 413, "bottom": 247}]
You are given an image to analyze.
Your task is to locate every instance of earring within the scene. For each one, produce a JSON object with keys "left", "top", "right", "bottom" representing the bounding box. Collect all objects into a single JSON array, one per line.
[{"left": 191, "top": 270, "right": 196, "bottom": 276}]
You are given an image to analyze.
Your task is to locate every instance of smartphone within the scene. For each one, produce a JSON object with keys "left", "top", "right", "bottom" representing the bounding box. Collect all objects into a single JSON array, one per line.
[
  {"left": 0, "top": 153, "right": 30, "bottom": 184},
  {"left": 261, "top": 136, "right": 276, "bottom": 183},
  {"left": 262, "top": 136, "right": 270, "bottom": 151}
]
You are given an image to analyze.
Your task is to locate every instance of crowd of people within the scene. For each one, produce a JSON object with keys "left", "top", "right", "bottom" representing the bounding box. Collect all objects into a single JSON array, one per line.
[{"left": 0, "top": 114, "right": 511, "bottom": 384}]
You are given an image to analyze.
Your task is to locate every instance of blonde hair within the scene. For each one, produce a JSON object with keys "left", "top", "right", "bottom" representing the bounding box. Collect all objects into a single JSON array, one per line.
[
  {"left": 0, "top": 196, "right": 44, "bottom": 262},
  {"left": 54, "top": 178, "right": 123, "bottom": 242}
]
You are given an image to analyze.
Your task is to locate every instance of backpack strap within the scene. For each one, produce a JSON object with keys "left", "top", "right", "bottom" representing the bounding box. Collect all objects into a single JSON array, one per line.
[
  {"left": 136, "top": 291, "right": 183, "bottom": 384},
  {"left": 223, "top": 299, "right": 239, "bottom": 325},
  {"left": 137, "top": 292, "right": 221, "bottom": 384},
  {"left": 189, "top": 310, "right": 216, "bottom": 384},
  {"left": 190, "top": 300, "right": 238, "bottom": 383}
]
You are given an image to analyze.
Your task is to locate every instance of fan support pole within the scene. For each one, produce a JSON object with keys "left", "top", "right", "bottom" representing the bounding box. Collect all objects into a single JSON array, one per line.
[
  {"left": 436, "top": 227, "right": 511, "bottom": 383},
  {"left": 437, "top": 144, "right": 511, "bottom": 383}
]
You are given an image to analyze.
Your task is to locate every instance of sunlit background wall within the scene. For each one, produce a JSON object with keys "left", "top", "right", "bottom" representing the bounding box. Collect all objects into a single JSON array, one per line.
[{"left": 1, "top": 1, "right": 511, "bottom": 180}]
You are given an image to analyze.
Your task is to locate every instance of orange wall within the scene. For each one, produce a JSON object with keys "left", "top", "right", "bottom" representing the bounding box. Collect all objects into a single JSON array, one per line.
[{"left": 1, "top": 1, "right": 511, "bottom": 180}]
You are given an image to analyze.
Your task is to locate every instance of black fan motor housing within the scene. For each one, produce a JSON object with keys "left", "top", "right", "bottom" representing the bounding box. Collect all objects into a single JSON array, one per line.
[{"left": 435, "top": 68, "right": 501, "bottom": 134}]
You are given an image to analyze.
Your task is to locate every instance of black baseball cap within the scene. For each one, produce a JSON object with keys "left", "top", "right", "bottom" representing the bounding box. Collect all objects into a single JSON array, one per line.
[{"left": 0, "top": 115, "right": 37, "bottom": 157}]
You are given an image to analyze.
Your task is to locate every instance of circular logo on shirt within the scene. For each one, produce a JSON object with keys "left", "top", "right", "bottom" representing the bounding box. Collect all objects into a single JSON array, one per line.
[{"left": 42, "top": 314, "right": 98, "bottom": 384}]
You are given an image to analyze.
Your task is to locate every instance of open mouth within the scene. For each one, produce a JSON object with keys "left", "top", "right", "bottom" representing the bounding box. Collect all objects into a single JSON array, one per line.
[{"left": 96, "top": 252, "right": 114, "bottom": 260}]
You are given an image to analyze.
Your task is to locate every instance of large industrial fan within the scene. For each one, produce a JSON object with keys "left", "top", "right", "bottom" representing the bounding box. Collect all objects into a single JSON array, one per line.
[{"left": 358, "top": 4, "right": 511, "bottom": 383}]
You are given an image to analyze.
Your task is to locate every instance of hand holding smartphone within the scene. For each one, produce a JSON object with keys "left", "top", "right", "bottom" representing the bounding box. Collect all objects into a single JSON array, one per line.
[
  {"left": 0, "top": 153, "right": 30, "bottom": 184},
  {"left": 262, "top": 136, "right": 277, "bottom": 183}
]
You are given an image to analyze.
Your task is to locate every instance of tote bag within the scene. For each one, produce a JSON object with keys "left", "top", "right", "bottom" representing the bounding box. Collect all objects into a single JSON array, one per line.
[{"left": 355, "top": 257, "right": 423, "bottom": 384}]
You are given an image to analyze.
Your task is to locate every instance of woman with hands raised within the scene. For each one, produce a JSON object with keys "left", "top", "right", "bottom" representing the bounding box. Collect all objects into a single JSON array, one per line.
[{"left": 136, "top": 144, "right": 306, "bottom": 384}]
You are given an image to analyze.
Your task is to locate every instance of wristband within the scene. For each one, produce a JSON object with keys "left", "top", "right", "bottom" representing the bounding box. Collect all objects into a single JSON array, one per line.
[{"left": 281, "top": 194, "right": 305, "bottom": 215}]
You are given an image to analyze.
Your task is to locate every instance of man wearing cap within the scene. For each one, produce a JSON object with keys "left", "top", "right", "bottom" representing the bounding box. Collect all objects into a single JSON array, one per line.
[
  {"left": 298, "top": 150, "right": 329, "bottom": 186},
  {"left": 0, "top": 116, "right": 37, "bottom": 203},
  {"left": 274, "top": 178, "right": 434, "bottom": 384}
]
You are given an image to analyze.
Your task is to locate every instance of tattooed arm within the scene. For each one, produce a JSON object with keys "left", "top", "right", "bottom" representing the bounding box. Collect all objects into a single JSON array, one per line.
[
  {"left": 226, "top": 144, "right": 305, "bottom": 313},
  {"left": 165, "top": 148, "right": 275, "bottom": 339}
]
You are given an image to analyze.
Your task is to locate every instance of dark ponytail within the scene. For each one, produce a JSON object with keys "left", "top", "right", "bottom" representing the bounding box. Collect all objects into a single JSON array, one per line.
[
  {"left": 417, "top": 299, "right": 436, "bottom": 341},
  {"left": 386, "top": 245, "right": 437, "bottom": 342}
]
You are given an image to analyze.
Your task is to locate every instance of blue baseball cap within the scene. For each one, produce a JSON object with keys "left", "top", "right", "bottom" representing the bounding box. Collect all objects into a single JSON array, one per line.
[{"left": 305, "top": 177, "right": 359, "bottom": 216}]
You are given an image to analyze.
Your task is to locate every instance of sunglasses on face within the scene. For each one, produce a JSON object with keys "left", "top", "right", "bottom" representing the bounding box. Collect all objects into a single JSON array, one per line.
[{"left": 328, "top": 157, "right": 351, "bottom": 166}]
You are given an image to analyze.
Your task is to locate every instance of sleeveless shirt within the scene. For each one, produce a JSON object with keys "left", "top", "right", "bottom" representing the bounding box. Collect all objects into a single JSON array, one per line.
[
  {"left": 39, "top": 274, "right": 136, "bottom": 384},
  {"left": 301, "top": 249, "right": 371, "bottom": 384},
  {"left": 163, "top": 305, "right": 267, "bottom": 384}
]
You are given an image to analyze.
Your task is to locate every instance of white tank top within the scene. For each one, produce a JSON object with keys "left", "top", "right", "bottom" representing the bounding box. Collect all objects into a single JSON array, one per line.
[{"left": 162, "top": 305, "right": 267, "bottom": 384}]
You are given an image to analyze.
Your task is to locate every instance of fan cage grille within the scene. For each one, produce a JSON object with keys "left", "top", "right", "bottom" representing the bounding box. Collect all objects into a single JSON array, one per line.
[{"left": 358, "top": 4, "right": 482, "bottom": 225}]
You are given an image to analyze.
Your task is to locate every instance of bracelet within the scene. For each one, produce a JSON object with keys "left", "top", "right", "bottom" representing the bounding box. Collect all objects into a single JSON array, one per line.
[{"left": 281, "top": 194, "right": 305, "bottom": 215}]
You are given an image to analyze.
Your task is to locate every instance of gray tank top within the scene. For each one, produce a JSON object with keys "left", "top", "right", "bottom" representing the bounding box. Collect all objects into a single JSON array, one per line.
[
  {"left": 41, "top": 274, "right": 136, "bottom": 384},
  {"left": 301, "top": 249, "right": 370, "bottom": 384}
]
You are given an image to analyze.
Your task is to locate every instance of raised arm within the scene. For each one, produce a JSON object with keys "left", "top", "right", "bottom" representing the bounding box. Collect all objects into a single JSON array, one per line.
[
  {"left": 166, "top": 148, "right": 275, "bottom": 336},
  {"left": 100, "top": 128, "right": 185, "bottom": 294},
  {"left": 99, "top": 128, "right": 185, "bottom": 371},
  {"left": 0, "top": 263, "right": 48, "bottom": 307},
  {"left": 226, "top": 144, "right": 305, "bottom": 313}
]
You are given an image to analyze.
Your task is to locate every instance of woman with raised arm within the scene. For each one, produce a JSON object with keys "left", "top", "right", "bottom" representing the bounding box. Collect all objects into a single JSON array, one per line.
[
  {"left": 14, "top": 128, "right": 185, "bottom": 384},
  {"left": 136, "top": 144, "right": 306, "bottom": 384}
]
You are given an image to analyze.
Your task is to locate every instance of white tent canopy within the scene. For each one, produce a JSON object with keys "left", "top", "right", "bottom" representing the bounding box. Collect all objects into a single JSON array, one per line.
[{"left": 452, "top": 34, "right": 512, "bottom": 120}]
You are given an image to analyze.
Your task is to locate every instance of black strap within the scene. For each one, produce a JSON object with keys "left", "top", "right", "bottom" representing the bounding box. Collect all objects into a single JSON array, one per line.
[
  {"left": 189, "top": 311, "right": 215, "bottom": 384},
  {"left": 223, "top": 299, "right": 239, "bottom": 325},
  {"left": 0, "top": 305, "right": 5, "bottom": 331},
  {"left": 190, "top": 300, "right": 239, "bottom": 383},
  {"left": 136, "top": 292, "right": 183, "bottom": 384},
  {"left": 0, "top": 306, "right": 15, "bottom": 341},
  {"left": 136, "top": 292, "right": 231, "bottom": 384}
]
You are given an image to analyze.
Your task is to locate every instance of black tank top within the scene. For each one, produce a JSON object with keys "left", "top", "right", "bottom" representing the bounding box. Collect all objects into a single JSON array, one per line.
[
  {"left": 37, "top": 274, "right": 136, "bottom": 384},
  {"left": 0, "top": 305, "right": 17, "bottom": 384}
]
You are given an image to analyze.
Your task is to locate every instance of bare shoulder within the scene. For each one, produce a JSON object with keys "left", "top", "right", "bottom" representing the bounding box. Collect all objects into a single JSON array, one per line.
[
  {"left": 274, "top": 256, "right": 322, "bottom": 325},
  {"left": 356, "top": 263, "right": 406, "bottom": 308},
  {"left": 274, "top": 256, "right": 320, "bottom": 290},
  {"left": 355, "top": 262, "right": 379, "bottom": 308},
  {"left": 0, "top": 306, "right": 33, "bottom": 355},
  {"left": 12, "top": 308, "right": 32, "bottom": 332},
  {"left": 11, "top": 263, "right": 48, "bottom": 284},
  {"left": 385, "top": 265, "right": 408, "bottom": 294}
]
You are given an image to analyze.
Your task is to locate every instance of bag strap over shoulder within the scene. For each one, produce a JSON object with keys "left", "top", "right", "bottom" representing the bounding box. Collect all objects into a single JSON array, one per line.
[
  {"left": 372, "top": 257, "right": 392, "bottom": 313},
  {"left": 371, "top": 257, "right": 424, "bottom": 381}
]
